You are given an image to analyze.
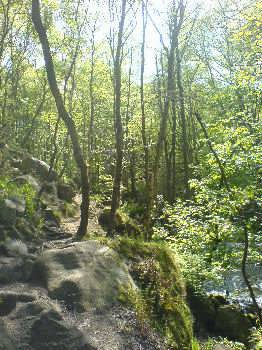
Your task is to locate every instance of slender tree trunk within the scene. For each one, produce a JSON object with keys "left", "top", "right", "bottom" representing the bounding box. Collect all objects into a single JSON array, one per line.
[
  {"left": 175, "top": 39, "right": 189, "bottom": 197},
  {"left": 195, "top": 110, "right": 261, "bottom": 323},
  {"left": 129, "top": 140, "right": 136, "bottom": 197},
  {"left": 88, "top": 27, "right": 96, "bottom": 157},
  {"left": 164, "top": 140, "right": 172, "bottom": 201},
  {"left": 87, "top": 26, "right": 96, "bottom": 185},
  {"left": 140, "top": 0, "right": 149, "bottom": 185},
  {"left": 195, "top": 112, "right": 231, "bottom": 192},
  {"left": 125, "top": 50, "right": 136, "bottom": 196},
  {"left": 32, "top": 0, "right": 90, "bottom": 240},
  {"left": 171, "top": 92, "right": 177, "bottom": 201},
  {"left": 242, "top": 225, "right": 262, "bottom": 324},
  {"left": 110, "top": 0, "right": 127, "bottom": 222},
  {"left": 145, "top": 10, "right": 179, "bottom": 237}
]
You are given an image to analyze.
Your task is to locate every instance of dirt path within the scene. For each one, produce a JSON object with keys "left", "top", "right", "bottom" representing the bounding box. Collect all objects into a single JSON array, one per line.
[{"left": 61, "top": 194, "right": 106, "bottom": 237}]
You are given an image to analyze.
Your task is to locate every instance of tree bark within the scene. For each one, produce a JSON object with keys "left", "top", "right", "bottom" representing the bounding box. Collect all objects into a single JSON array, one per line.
[
  {"left": 140, "top": 0, "right": 149, "bottom": 186},
  {"left": 110, "top": 0, "right": 127, "bottom": 222},
  {"left": 87, "top": 26, "right": 96, "bottom": 163},
  {"left": 32, "top": 0, "right": 90, "bottom": 240},
  {"left": 174, "top": 18, "right": 190, "bottom": 198}
]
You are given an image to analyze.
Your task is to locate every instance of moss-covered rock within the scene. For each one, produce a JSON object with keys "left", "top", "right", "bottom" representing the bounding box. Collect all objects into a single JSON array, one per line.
[
  {"left": 215, "top": 304, "right": 253, "bottom": 344},
  {"left": 99, "top": 208, "right": 142, "bottom": 237},
  {"left": 188, "top": 289, "right": 254, "bottom": 344},
  {"left": 109, "top": 237, "right": 193, "bottom": 349}
]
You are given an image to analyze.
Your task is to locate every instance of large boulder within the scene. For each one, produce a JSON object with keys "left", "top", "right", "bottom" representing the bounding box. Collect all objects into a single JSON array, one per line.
[
  {"left": 0, "top": 253, "right": 35, "bottom": 284},
  {"left": 20, "top": 156, "right": 58, "bottom": 181},
  {"left": 29, "top": 308, "right": 96, "bottom": 350},
  {"left": 110, "top": 238, "right": 193, "bottom": 349},
  {"left": 187, "top": 289, "right": 218, "bottom": 332},
  {"left": 33, "top": 241, "right": 135, "bottom": 312},
  {"left": 2, "top": 298, "right": 96, "bottom": 350},
  {"left": 188, "top": 290, "right": 254, "bottom": 344},
  {"left": 215, "top": 304, "right": 253, "bottom": 344},
  {"left": 0, "top": 291, "right": 35, "bottom": 316}
]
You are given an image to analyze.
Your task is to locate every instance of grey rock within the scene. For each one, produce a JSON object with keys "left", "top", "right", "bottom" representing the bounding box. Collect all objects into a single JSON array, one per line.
[
  {"left": 30, "top": 309, "right": 96, "bottom": 350},
  {"left": 0, "top": 255, "right": 35, "bottom": 283},
  {"left": 8, "top": 196, "right": 26, "bottom": 216},
  {"left": 0, "top": 292, "right": 17, "bottom": 316},
  {"left": 0, "top": 198, "right": 17, "bottom": 226},
  {"left": 0, "top": 320, "right": 15, "bottom": 350},
  {"left": 0, "top": 290, "right": 35, "bottom": 316},
  {"left": 12, "top": 174, "right": 40, "bottom": 192},
  {"left": 5, "top": 239, "right": 28, "bottom": 256},
  {"left": 34, "top": 240, "right": 136, "bottom": 312},
  {"left": 214, "top": 345, "right": 233, "bottom": 350},
  {"left": 0, "top": 195, "right": 26, "bottom": 227},
  {"left": 21, "top": 157, "right": 58, "bottom": 181}
]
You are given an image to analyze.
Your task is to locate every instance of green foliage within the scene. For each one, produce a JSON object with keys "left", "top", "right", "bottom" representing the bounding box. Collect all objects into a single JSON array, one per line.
[
  {"left": 0, "top": 176, "right": 36, "bottom": 219},
  {"left": 91, "top": 174, "right": 113, "bottom": 201},
  {"left": 1, "top": 0, "right": 261, "bottom": 345},
  {"left": 251, "top": 328, "right": 262, "bottom": 350}
]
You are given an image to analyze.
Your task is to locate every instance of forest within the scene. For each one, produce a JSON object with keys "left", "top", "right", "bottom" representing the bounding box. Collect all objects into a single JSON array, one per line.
[{"left": 0, "top": 0, "right": 261, "bottom": 349}]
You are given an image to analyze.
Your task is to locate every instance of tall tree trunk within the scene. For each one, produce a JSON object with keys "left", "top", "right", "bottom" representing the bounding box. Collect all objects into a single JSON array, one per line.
[
  {"left": 242, "top": 225, "right": 262, "bottom": 324},
  {"left": 110, "top": 0, "right": 127, "bottom": 222},
  {"left": 125, "top": 50, "right": 136, "bottom": 196},
  {"left": 171, "top": 90, "right": 177, "bottom": 201},
  {"left": 148, "top": 31, "right": 176, "bottom": 233},
  {"left": 87, "top": 26, "right": 96, "bottom": 186},
  {"left": 175, "top": 36, "right": 189, "bottom": 197},
  {"left": 32, "top": 0, "right": 90, "bottom": 240},
  {"left": 140, "top": 0, "right": 149, "bottom": 185}
]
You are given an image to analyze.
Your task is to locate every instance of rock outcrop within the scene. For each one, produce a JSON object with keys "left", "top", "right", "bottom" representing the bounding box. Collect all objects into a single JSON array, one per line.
[
  {"left": 0, "top": 253, "right": 35, "bottom": 283},
  {"left": 188, "top": 290, "right": 254, "bottom": 344},
  {"left": 0, "top": 297, "right": 96, "bottom": 350},
  {"left": 20, "top": 156, "right": 58, "bottom": 181},
  {"left": 33, "top": 240, "right": 135, "bottom": 312}
]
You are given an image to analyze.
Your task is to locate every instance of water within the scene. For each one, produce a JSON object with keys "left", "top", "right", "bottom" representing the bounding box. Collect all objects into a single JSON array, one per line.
[{"left": 205, "top": 263, "right": 262, "bottom": 308}]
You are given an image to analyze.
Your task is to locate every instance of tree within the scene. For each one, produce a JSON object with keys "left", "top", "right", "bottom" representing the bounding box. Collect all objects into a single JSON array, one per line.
[
  {"left": 109, "top": 0, "right": 128, "bottom": 224},
  {"left": 32, "top": 0, "right": 90, "bottom": 240}
]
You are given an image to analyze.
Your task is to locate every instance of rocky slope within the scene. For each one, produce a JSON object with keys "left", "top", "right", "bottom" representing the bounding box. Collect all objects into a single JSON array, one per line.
[{"left": 0, "top": 146, "right": 193, "bottom": 350}]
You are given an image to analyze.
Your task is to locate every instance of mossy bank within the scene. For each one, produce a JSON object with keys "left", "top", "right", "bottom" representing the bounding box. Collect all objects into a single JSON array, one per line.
[{"left": 99, "top": 236, "right": 194, "bottom": 349}]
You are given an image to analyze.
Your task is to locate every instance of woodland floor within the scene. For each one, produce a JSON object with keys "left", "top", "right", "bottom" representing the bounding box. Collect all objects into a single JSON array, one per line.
[{"left": 61, "top": 194, "right": 106, "bottom": 238}]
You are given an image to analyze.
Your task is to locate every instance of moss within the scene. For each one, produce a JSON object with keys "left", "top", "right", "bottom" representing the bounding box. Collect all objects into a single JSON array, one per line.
[
  {"left": 98, "top": 208, "right": 143, "bottom": 237},
  {"left": 110, "top": 237, "right": 193, "bottom": 349}
]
